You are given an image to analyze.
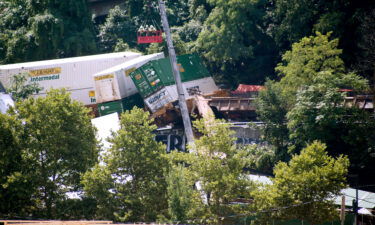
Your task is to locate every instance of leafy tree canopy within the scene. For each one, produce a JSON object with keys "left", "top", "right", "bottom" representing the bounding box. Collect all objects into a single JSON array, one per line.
[
  {"left": 0, "top": 0, "right": 97, "bottom": 64},
  {"left": 83, "top": 107, "right": 168, "bottom": 222},
  {"left": 276, "top": 32, "right": 367, "bottom": 102},
  {"left": 253, "top": 141, "right": 349, "bottom": 225},
  {"left": 168, "top": 117, "right": 253, "bottom": 223},
  {"left": 0, "top": 113, "right": 33, "bottom": 217},
  {"left": 8, "top": 89, "right": 98, "bottom": 218}
]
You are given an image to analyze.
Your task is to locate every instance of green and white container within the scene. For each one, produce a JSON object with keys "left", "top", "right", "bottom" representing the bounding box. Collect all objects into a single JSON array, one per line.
[
  {"left": 93, "top": 53, "right": 164, "bottom": 103},
  {"left": 130, "top": 54, "right": 218, "bottom": 112}
]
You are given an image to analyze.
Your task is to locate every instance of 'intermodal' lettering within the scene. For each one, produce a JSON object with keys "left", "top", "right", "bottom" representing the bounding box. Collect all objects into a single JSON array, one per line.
[{"left": 30, "top": 74, "right": 60, "bottom": 82}]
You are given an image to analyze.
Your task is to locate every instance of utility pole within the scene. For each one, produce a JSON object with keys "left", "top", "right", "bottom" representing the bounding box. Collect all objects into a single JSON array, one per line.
[
  {"left": 158, "top": 0, "right": 194, "bottom": 144},
  {"left": 354, "top": 188, "right": 359, "bottom": 225}
]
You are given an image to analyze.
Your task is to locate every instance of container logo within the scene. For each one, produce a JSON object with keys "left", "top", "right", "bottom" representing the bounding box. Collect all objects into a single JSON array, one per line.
[
  {"left": 147, "top": 90, "right": 166, "bottom": 104},
  {"left": 135, "top": 74, "right": 142, "bottom": 80},
  {"left": 95, "top": 74, "right": 114, "bottom": 81},
  {"left": 29, "top": 67, "right": 61, "bottom": 82}
]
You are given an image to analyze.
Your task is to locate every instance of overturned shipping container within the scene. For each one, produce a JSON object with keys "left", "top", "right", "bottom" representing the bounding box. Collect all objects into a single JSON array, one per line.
[
  {"left": 93, "top": 53, "right": 164, "bottom": 103},
  {"left": 0, "top": 52, "right": 142, "bottom": 105},
  {"left": 130, "top": 54, "right": 219, "bottom": 112}
]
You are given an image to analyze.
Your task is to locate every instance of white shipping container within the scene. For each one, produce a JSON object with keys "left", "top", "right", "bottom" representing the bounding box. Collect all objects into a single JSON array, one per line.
[
  {"left": 145, "top": 77, "right": 219, "bottom": 112},
  {"left": 0, "top": 52, "right": 142, "bottom": 105},
  {"left": 93, "top": 53, "right": 164, "bottom": 103}
]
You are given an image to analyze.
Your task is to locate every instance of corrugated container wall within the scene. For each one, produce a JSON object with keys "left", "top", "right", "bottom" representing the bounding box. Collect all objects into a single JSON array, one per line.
[
  {"left": 0, "top": 52, "right": 142, "bottom": 105},
  {"left": 93, "top": 53, "right": 164, "bottom": 103}
]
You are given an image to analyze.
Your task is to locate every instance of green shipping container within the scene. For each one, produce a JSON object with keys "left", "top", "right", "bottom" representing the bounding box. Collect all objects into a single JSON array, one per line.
[
  {"left": 156, "top": 54, "right": 210, "bottom": 86},
  {"left": 121, "top": 93, "right": 144, "bottom": 111},
  {"left": 98, "top": 94, "right": 145, "bottom": 116},
  {"left": 98, "top": 100, "right": 123, "bottom": 116},
  {"left": 130, "top": 53, "right": 210, "bottom": 98}
]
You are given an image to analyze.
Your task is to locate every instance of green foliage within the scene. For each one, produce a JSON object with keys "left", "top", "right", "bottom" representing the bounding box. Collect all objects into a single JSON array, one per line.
[
  {"left": 169, "top": 117, "right": 253, "bottom": 223},
  {"left": 287, "top": 82, "right": 375, "bottom": 178},
  {"left": 257, "top": 32, "right": 372, "bottom": 186},
  {"left": 96, "top": 0, "right": 190, "bottom": 53},
  {"left": 55, "top": 198, "right": 97, "bottom": 220},
  {"left": 255, "top": 80, "right": 290, "bottom": 162},
  {"left": 98, "top": 6, "right": 137, "bottom": 52},
  {"left": 0, "top": 113, "right": 34, "bottom": 217},
  {"left": 355, "top": 7, "right": 375, "bottom": 79},
  {"left": 0, "top": 0, "right": 97, "bottom": 63},
  {"left": 194, "top": 0, "right": 278, "bottom": 85},
  {"left": 166, "top": 164, "right": 193, "bottom": 224},
  {"left": 276, "top": 32, "right": 347, "bottom": 99},
  {"left": 245, "top": 144, "right": 276, "bottom": 174},
  {"left": 271, "top": 0, "right": 326, "bottom": 49},
  {"left": 83, "top": 107, "right": 168, "bottom": 222},
  {"left": 146, "top": 33, "right": 189, "bottom": 56},
  {"left": 196, "top": 0, "right": 261, "bottom": 63},
  {"left": 7, "top": 72, "right": 42, "bottom": 101},
  {"left": 272, "top": 32, "right": 368, "bottom": 151},
  {"left": 8, "top": 89, "right": 98, "bottom": 218},
  {"left": 253, "top": 141, "right": 349, "bottom": 225}
]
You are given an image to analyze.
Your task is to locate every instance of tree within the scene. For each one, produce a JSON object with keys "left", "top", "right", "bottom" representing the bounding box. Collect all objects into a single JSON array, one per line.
[
  {"left": 169, "top": 117, "right": 253, "bottom": 223},
  {"left": 276, "top": 32, "right": 349, "bottom": 102},
  {"left": 287, "top": 81, "right": 375, "bottom": 188},
  {"left": 82, "top": 107, "right": 169, "bottom": 222},
  {"left": 257, "top": 32, "right": 371, "bottom": 187},
  {"left": 97, "top": 6, "right": 137, "bottom": 52},
  {"left": 7, "top": 72, "right": 42, "bottom": 101},
  {"left": 0, "top": 113, "right": 34, "bottom": 217},
  {"left": 270, "top": 0, "right": 330, "bottom": 50},
  {"left": 165, "top": 164, "right": 194, "bottom": 224},
  {"left": 195, "top": 0, "right": 278, "bottom": 86},
  {"left": 0, "top": 0, "right": 97, "bottom": 64},
  {"left": 9, "top": 89, "right": 98, "bottom": 218},
  {"left": 255, "top": 80, "right": 290, "bottom": 162},
  {"left": 253, "top": 141, "right": 349, "bottom": 225}
]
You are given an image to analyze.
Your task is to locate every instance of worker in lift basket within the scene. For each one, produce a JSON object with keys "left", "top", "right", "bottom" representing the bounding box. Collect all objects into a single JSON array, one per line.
[
  {"left": 149, "top": 25, "right": 156, "bottom": 32},
  {"left": 138, "top": 25, "right": 145, "bottom": 33}
]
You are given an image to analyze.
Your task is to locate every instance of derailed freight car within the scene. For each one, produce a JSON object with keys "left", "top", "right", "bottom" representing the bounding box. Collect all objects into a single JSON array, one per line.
[
  {"left": 93, "top": 52, "right": 165, "bottom": 104},
  {"left": 0, "top": 52, "right": 142, "bottom": 105},
  {"left": 130, "top": 54, "right": 219, "bottom": 112}
]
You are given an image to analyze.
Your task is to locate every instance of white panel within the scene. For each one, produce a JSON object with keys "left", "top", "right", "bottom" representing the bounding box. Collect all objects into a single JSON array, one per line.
[{"left": 149, "top": 77, "right": 219, "bottom": 112}]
